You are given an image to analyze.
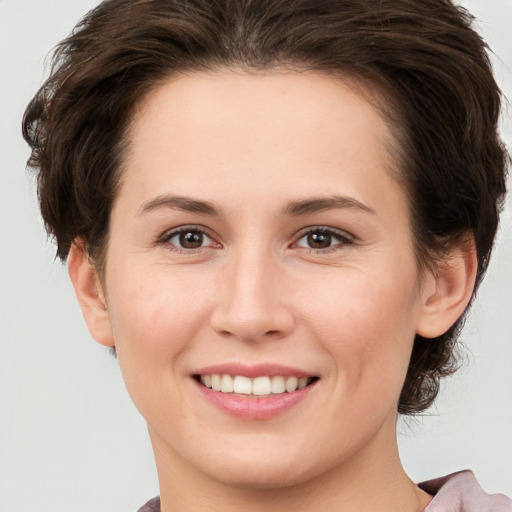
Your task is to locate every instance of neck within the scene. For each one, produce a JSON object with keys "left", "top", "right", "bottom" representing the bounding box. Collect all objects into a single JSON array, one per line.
[{"left": 150, "top": 415, "right": 432, "bottom": 512}]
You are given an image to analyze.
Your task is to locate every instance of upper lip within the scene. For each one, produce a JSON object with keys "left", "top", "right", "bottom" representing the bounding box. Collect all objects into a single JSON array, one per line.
[{"left": 193, "top": 363, "right": 316, "bottom": 378}]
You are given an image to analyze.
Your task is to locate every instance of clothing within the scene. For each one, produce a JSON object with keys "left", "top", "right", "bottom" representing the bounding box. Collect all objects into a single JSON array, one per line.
[
  {"left": 138, "top": 496, "right": 160, "bottom": 512},
  {"left": 137, "top": 470, "right": 512, "bottom": 511},
  {"left": 419, "top": 470, "right": 511, "bottom": 511}
]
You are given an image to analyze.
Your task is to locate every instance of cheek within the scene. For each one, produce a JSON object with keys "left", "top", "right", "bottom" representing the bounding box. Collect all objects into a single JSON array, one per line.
[
  {"left": 104, "top": 264, "right": 214, "bottom": 390},
  {"left": 297, "top": 265, "right": 419, "bottom": 402}
]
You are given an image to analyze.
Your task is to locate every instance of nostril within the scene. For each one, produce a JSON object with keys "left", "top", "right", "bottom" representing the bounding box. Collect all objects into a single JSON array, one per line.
[{"left": 209, "top": 281, "right": 295, "bottom": 342}]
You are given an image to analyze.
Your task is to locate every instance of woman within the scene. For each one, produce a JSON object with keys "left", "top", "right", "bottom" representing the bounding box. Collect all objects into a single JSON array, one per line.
[{"left": 22, "top": 0, "right": 510, "bottom": 510}]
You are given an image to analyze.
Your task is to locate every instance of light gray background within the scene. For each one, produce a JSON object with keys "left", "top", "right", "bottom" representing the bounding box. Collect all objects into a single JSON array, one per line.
[{"left": 0, "top": 1, "right": 510, "bottom": 510}]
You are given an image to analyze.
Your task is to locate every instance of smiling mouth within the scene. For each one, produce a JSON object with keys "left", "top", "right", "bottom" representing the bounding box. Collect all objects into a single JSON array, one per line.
[{"left": 194, "top": 374, "right": 319, "bottom": 397}]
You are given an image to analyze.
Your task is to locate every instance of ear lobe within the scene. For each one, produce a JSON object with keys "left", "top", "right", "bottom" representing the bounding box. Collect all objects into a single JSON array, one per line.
[
  {"left": 68, "top": 240, "right": 115, "bottom": 347},
  {"left": 416, "top": 241, "right": 477, "bottom": 339}
]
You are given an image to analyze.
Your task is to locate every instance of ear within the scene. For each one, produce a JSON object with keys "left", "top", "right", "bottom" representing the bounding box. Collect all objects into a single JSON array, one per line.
[
  {"left": 68, "top": 240, "right": 115, "bottom": 347},
  {"left": 416, "top": 240, "right": 477, "bottom": 338}
]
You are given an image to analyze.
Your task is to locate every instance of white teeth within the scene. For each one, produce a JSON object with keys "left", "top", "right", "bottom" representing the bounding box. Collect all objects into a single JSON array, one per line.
[
  {"left": 271, "top": 376, "right": 286, "bottom": 394},
  {"left": 211, "top": 374, "right": 222, "bottom": 391},
  {"left": 297, "top": 377, "right": 308, "bottom": 390},
  {"left": 252, "top": 376, "right": 272, "bottom": 396},
  {"left": 199, "top": 374, "right": 315, "bottom": 396},
  {"left": 221, "top": 374, "right": 234, "bottom": 393},
  {"left": 285, "top": 376, "right": 299, "bottom": 392},
  {"left": 233, "top": 375, "right": 252, "bottom": 394}
]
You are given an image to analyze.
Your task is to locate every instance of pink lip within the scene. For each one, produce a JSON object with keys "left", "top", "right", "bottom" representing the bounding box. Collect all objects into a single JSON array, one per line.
[
  {"left": 193, "top": 363, "right": 319, "bottom": 420},
  {"left": 193, "top": 362, "right": 313, "bottom": 378},
  {"left": 195, "top": 382, "right": 316, "bottom": 419}
]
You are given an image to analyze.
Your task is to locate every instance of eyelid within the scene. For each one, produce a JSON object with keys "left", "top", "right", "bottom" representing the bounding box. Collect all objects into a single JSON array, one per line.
[
  {"left": 157, "top": 224, "right": 222, "bottom": 250},
  {"left": 291, "top": 226, "right": 355, "bottom": 252},
  {"left": 156, "top": 224, "right": 354, "bottom": 253}
]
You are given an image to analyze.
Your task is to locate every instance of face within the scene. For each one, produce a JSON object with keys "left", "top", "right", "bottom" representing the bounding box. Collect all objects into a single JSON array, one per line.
[{"left": 99, "top": 70, "right": 433, "bottom": 488}]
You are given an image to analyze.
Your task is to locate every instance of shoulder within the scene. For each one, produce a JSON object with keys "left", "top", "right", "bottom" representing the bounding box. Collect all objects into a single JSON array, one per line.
[
  {"left": 135, "top": 475, "right": 512, "bottom": 512},
  {"left": 137, "top": 496, "right": 161, "bottom": 512},
  {"left": 419, "top": 470, "right": 512, "bottom": 512}
]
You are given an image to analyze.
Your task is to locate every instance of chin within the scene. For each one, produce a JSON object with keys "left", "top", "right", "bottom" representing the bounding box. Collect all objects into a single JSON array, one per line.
[
  {"left": 206, "top": 460, "right": 314, "bottom": 491},
  {"left": 190, "top": 439, "right": 327, "bottom": 491}
]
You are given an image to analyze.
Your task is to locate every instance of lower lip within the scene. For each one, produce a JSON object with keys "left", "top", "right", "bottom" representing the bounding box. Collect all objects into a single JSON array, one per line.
[{"left": 195, "top": 380, "right": 317, "bottom": 420}]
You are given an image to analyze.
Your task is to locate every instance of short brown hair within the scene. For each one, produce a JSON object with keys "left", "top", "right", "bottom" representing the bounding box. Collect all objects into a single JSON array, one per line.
[{"left": 23, "top": 0, "right": 508, "bottom": 414}]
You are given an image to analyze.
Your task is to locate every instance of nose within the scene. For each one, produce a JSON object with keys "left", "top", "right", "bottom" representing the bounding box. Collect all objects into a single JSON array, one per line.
[{"left": 210, "top": 247, "right": 295, "bottom": 343}]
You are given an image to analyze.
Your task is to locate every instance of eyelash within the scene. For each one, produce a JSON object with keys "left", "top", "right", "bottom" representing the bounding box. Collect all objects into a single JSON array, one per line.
[
  {"left": 157, "top": 225, "right": 355, "bottom": 254},
  {"left": 293, "top": 227, "right": 355, "bottom": 254},
  {"left": 157, "top": 225, "right": 219, "bottom": 253}
]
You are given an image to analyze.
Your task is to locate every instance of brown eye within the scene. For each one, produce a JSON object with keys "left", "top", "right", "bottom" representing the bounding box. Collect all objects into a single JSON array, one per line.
[
  {"left": 295, "top": 228, "right": 353, "bottom": 252},
  {"left": 166, "top": 228, "right": 214, "bottom": 250},
  {"left": 307, "top": 232, "right": 332, "bottom": 249},
  {"left": 179, "top": 231, "right": 204, "bottom": 248}
]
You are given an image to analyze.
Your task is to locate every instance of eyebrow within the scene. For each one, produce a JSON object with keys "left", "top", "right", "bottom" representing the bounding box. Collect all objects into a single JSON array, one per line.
[
  {"left": 138, "top": 194, "right": 219, "bottom": 216},
  {"left": 283, "top": 196, "right": 375, "bottom": 216},
  {"left": 138, "top": 193, "right": 374, "bottom": 217}
]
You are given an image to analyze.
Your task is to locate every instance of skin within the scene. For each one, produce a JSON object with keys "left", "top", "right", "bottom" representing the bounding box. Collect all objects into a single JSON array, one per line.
[{"left": 69, "top": 69, "right": 476, "bottom": 511}]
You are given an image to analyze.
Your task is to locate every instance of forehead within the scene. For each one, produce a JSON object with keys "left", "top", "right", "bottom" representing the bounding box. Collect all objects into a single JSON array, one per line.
[
  {"left": 129, "top": 69, "right": 393, "bottom": 147},
  {"left": 121, "top": 69, "right": 401, "bottom": 205}
]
